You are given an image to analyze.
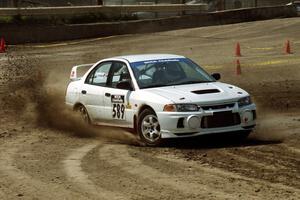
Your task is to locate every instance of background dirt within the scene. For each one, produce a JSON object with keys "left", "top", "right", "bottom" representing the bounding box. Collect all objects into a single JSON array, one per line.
[{"left": 0, "top": 17, "right": 299, "bottom": 199}]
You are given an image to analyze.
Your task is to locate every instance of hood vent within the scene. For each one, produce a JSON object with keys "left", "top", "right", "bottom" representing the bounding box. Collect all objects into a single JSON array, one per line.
[{"left": 191, "top": 89, "right": 220, "bottom": 94}]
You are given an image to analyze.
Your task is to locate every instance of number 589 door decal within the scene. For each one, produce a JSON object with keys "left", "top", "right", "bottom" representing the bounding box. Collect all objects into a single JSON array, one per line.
[
  {"left": 112, "top": 103, "right": 125, "bottom": 119},
  {"left": 111, "top": 95, "right": 126, "bottom": 120}
]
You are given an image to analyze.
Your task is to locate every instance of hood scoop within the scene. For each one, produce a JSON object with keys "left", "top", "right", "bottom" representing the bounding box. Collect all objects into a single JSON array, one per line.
[{"left": 191, "top": 89, "right": 220, "bottom": 95}]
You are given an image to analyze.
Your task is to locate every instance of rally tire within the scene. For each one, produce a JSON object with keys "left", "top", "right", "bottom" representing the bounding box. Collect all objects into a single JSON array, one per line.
[
  {"left": 75, "top": 104, "right": 91, "bottom": 124},
  {"left": 138, "top": 109, "right": 163, "bottom": 146}
]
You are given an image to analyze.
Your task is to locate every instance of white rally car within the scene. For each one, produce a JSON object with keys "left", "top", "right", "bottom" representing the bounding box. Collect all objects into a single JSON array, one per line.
[{"left": 66, "top": 54, "right": 256, "bottom": 146}]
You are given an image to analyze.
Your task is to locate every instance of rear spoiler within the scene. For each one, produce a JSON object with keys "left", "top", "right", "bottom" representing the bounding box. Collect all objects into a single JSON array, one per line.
[{"left": 70, "top": 63, "right": 94, "bottom": 81}]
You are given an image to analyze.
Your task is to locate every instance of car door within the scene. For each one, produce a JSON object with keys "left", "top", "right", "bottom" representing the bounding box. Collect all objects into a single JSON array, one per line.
[
  {"left": 102, "top": 61, "right": 135, "bottom": 127},
  {"left": 79, "top": 61, "right": 112, "bottom": 122}
]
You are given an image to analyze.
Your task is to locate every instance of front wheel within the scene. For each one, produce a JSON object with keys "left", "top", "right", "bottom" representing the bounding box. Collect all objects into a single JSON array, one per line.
[{"left": 138, "top": 109, "right": 163, "bottom": 146}]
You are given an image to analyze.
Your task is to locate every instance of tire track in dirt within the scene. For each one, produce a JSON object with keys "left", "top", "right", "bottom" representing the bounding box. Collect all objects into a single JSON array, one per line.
[
  {"left": 63, "top": 142, "right": 127, "bottom": 200},
  {"left": 253, "top": 144, "right": 300, "bottom": 162},
  {"left": 222, "top": 151, "right": 279, "bottom": 170},
  {"left": 99, "top": 144, "right": 245, "bottom": 200},
  {"left": 0, "top": 191, "right": 6, "bottom": 199},
  {"left": 0, "top": 135, "right": 77, "bottom": 200},
  {"left": 154, "top": 151, "right": 300, "bottom": 199},
  {"left": 228, "top": 146, "right": 300, "bottom": 170},
  {"left": 223, "top": 144, "right": 300, "bottom": 189},
  {"left": 85, "top": 142, "right": 183, "bottom": 200},
  {"left": 179, "top": 147, "right": 300, "bottom": 192},
  {"left": 281, "top": 144, "right": 300, "bottom": 155},
  {"left": 177, "top": 149, "right": 280, "bottom": 175}
]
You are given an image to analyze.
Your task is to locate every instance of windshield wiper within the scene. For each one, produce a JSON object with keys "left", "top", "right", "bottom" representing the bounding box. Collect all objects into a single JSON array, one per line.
[
  {"left": 141, "top": 83, "right": 171, "bottom": 89},
  {"left": 141, "top": 80, "right": 214, "bottom": 89},
  {"left": 173, "top": 80, "right": 214, "bottom": 85}
]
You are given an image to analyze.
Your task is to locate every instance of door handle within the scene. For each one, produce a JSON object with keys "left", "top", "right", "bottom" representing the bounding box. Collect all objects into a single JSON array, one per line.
[
  {"left": 81, "top": 90, "right": 87, "bottom": 94},
  {"left": 105, "top": 93, "right": 111, "bottom": 97}
]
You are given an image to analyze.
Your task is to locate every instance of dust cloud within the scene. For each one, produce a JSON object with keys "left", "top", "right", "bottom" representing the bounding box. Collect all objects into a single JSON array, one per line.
[
  {"left": 0, "top": 53, "right": 140, "bottom": 145},
  {"left": 251, "top": 112, "right": 296, "bottom": 142}
]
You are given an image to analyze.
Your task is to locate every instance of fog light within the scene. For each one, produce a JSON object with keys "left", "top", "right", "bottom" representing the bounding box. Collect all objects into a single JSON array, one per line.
[
  {"left": 187, "top": 115, "right": 200, "bottom": 129},
  {"left": 242, "top": 111, "right": 253, "bottom": 123}
]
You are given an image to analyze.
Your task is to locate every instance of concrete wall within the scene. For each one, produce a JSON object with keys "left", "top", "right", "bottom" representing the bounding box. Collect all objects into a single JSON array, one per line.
[
  {"left": 0, "top": 0, "right": 292, "bottom": 8},
  {"left": 0, "top": 0, "right": 176, "bottom": 7},
  {"left": 214, "top": 0, "right": 292, "bottom": 11},
  {"left": 35, "top": 0, "right": 97, "bottom": 6},
  {"left": 224, "top": 0, "right": 255, "bottom": 9},
  {"left": 257, "top": 0, "right": 291, "bottom": 7},
  {"left": 0, "top": 0, "right": 98, "bottom": 7},
  {"left": 0, "top": 5, "right": 297, "bottom": 44}
]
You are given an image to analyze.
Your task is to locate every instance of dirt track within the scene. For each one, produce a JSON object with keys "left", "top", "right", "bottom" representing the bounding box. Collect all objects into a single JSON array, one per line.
[{"left": 0, "top": 17, "right": 300, "bottom": 199}]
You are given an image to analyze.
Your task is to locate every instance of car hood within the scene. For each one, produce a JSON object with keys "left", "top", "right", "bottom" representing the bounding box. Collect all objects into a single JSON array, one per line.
[{"left": 145, "top": 82, "right": 249, "bottom": 105}]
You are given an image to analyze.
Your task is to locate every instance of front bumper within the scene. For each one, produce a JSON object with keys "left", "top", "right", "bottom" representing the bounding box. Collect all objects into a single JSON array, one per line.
[{"left": 156, "top": 103, "right": 256, "bottom": 139}]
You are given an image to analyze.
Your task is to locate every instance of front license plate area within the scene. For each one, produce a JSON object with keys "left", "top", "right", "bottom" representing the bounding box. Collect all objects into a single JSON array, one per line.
[{"left": 201, "top": 111, "right": 241, "bottom": 128}]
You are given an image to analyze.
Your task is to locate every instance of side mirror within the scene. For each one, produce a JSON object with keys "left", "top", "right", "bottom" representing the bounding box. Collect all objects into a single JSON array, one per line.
[
  {"left": 211, "top": 73, "right": 221, "bottom": 81},
  {"left": 116, "top": 80, "right": 133, "bottom": 91}
]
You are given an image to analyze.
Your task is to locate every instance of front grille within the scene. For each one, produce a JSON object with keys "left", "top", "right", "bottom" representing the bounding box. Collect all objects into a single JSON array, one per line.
[
  {"left": 201, "top": 103, "right": 235, "bottom": 110},
  {"left": 201, "top": 111, "right": 241, "bottom": 128}
]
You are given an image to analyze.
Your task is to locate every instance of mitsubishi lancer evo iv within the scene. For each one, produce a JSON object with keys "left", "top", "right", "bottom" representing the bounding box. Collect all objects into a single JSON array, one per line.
[{"left": 65, "top": 54, "right": 256, "bottom": 146}]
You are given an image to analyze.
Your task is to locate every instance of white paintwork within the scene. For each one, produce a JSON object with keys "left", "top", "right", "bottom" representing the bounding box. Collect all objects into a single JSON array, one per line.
[{"left": 66, "top": 54, "right": 256, "bottom": 138}]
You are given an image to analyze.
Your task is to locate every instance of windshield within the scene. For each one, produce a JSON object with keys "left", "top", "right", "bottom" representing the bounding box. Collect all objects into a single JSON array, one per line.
[{"left": 130, "top": 58, "right": 215, "bottom": 89}]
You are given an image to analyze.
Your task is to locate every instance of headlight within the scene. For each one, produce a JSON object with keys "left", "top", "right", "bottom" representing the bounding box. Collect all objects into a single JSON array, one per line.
[
  {"left": 163, "top": 104, "right": 199, "bottom": 112},
  {"left": 238, "top": 96, "right": 252, "bottom": 107}
]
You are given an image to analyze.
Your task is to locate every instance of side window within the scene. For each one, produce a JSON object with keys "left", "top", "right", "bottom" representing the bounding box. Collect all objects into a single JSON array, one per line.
[
  {"left": 85, "top": 62, "right": 112, "bottom": 86},
  {"left": 108, "top": 62, "right": 131, "bottom": 88}
]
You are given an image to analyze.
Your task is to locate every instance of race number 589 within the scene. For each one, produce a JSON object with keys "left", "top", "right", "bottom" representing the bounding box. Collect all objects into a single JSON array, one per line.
[{"left": 112, "top": 103, "right": 125, "bottom": 119}]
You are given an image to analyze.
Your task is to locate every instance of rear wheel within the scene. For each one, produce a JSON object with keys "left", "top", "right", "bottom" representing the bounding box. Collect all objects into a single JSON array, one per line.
[
  {"left": 138, "top": 109, "right": 163, "bottom": 146},
  {"left": 75, "top": 104, "right": 90, "bottom": 124}
]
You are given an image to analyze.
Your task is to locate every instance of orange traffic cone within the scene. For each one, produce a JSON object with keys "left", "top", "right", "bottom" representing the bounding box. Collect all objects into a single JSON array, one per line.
[
  {"left": 235, "top": 42, "right": 241, "bottom": 57},
  {"left": 0, "top": 37, "right": 6, "bottom": 53},
  {"left": 285, "top": 40, "right": 291, "bottom": 54},
  {"left": 236, "top": 59, "right": 241, "bottom": 75}
]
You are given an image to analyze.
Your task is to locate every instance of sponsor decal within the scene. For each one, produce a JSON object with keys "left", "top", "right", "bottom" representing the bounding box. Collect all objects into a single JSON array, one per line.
[{"left": 111, "top": 95, "right": 124, "bottom": 103}]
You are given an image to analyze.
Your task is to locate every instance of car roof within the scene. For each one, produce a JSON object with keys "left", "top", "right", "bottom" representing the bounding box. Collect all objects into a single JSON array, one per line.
[{"left": 109, "top": 54, "right": 185, "bottom": 63}]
